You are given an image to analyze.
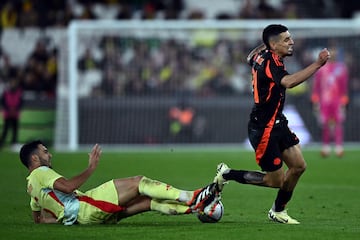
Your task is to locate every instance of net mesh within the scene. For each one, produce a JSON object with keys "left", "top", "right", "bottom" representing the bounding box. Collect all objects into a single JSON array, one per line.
[{"left": 55, "top": 20, "right": 360, "bottom": 150}]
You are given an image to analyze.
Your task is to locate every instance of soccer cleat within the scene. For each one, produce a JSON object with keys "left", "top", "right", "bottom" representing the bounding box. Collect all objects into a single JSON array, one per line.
[
  {"left": 321, "top": 145, "right": 331, "bottom": 158},
  {"left": 213, "top": 163, "right": 230, "bottom": 191},
  {"left": 268, "top": 208, "right": 300, "bottom": 224},
  {"left": 188, "top": 183, "right": 217, "bottom": 213},
  {"left": 335, "top": 145, "right": 344, "bottom": 158}
]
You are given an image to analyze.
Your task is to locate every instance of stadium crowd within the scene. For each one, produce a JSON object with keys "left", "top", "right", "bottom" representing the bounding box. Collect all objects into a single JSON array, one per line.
[
  {"left": 76, "top": 34, "right": 359, "bottom": 98},
  {"left": 1, "top": 0, "right": 359, "bottom": 28},
  {"left": 1, "top": 0, "right": 360, "bottom": 99}
]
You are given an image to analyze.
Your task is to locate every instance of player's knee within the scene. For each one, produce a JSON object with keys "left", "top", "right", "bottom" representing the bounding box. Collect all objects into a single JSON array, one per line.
[
  {"left": 133, "top": 175, "right": 145, "bottom": 184},
  {"left": 292, "top": 162, "right": 307, "bottom": 177},
  {"left": 300, "top": 162, "right": 307, "bottom": 173},
  {"left": 114, "top": 175, "right": 144, "bottom": 188}
]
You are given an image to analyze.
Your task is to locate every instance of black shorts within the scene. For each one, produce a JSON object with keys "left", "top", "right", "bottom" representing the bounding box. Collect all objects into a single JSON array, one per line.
[{"left": 248, "top": 120, "right": 300, "bottom": 172}]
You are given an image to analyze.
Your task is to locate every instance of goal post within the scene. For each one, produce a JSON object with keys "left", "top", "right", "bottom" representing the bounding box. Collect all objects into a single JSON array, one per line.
[{"left": 56, "top": 19, "right": 360, "bottom": 151}]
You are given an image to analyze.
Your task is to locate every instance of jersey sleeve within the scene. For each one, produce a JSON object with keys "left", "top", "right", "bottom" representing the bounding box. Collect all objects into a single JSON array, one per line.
[
  {"left": 35, "top": 166, "right": 64, "bottom": 189},
  {"left": 30, "top": 197, "right": 41, "bottom": 211},
  {"left": 268, "top": 56, "right": 289, "bottom": 86}
]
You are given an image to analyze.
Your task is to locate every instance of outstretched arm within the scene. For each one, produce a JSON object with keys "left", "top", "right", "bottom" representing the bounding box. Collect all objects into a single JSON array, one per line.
[
  {"left": 53, "top": 144, "right": 102, "bottom": 194},
  {"left": 246, "top": 43, "right": 266, "bottom": 64},
  {"left": 281, "top": 48, "right": 330, "bottom": 88}
]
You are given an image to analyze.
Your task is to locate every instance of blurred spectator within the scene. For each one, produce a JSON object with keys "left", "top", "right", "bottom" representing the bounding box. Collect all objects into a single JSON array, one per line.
[
  {"left": 207, "top": 69, "right": 235, "bottom": 95},
  {"left": 18, "top": 0, "right": 38, "bottom": 27},
  {"left": 116, "top": 3, "right": 132, "bottom": 19},
  {"left": 78, "top": 48, "right": 100, "bottom": 72},
  {"left": 238, "top": 0, "right": 258, "bottom": 19},
  {"left": 21, "top": 38, "right": 58, "bottom": 97},
  {"left": 100, "top": 67, "right": 118, "bottom": 96},
  {"left": 29, "top": 39, "right": 50, "bottom": 64},
  {"left": 0, "top": 2, "right": 18, "bottom": 28},
  {"left": 141, "top": 2, "right": 157, "bottom": 19},
  {"left": 0, "top": 0, "right": 357, "bottom": 29},
  {"left": 162, "top": 0, "right": 184, "bottom": 19},
  {"left": 53, "top": 1, "right": 75, "bottom": 27},
  {"left": 44, "top": 48, "right": 58, "bottom": 98},
  {"left": 257, "top": 0, "right": 281, "bottom": 19},
  {"left": 37, "top": 0, "right": 66, "bottom": 28},
  {"left": 78, "top": 2, "right": 96, "bottom": 20},
  {"left": 187, "top": 9, "right": 205, "bottom": 19},
  {"left": 124, "top": 71, "right": 148, "bottom": 96},
  {"left": 0, "top": 77, "right": 23, "bottom": 147},
  {"left": 0, "top": 0, "right": 359, "bottom": 100},
  {"left": 282, "top": 1, "right": 300, "bottom": 19},
  {"left": 0, "top": 53, "right": 18, "bottom": 84}
]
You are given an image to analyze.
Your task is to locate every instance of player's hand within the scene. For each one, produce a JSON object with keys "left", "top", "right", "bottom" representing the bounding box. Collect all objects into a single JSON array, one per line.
[
  {"left": 317, "top": 48, "right": 330, "bottom": 67},
  {"left": 88, "top": 144, "right": 102, "bottom": 170}
]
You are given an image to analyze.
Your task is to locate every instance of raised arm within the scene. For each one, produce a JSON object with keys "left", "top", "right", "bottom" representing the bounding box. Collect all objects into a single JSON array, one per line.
[
  {"left": 53, "top": 144, "right": 102, "bottom": 194},
  {"left": 281, "top": 48, "right": 330, "bottom": 88}
]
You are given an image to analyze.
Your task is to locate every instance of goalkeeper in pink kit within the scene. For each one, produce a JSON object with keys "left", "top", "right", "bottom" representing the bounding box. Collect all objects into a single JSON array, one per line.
[{"left": 311, "top": 48, "right": 349, "bottom": 157}]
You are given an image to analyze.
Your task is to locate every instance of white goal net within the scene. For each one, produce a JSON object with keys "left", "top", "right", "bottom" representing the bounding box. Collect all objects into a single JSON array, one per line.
[{"left": 55, "top": 19, "right": 360, "bottom": 151}]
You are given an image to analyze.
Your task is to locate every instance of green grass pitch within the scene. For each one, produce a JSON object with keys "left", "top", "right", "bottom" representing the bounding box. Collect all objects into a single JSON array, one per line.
[{"left": 1, "top": 147, "right": 359, "bottom": 240}]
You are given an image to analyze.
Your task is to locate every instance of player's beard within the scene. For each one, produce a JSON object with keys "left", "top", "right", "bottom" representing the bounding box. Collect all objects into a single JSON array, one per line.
[{"left": 39, "top": 157, "right": 52, "bottom": 168}]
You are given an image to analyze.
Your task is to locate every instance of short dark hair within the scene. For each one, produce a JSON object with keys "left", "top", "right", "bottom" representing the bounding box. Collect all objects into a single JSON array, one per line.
[
  {"left": 19, "top": 140, "right": 44, "bottom": 168},
  {"left": 262, "top": 24, "right": 288, "bottom": 49}
]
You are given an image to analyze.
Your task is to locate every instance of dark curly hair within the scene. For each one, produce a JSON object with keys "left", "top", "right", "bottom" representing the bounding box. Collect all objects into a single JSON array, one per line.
[
  {"left": 262, "top": 24, "right": 288, "bottom": 49},
  {"left": 19, "top": 140, "right": 44, "bottom": 168}
]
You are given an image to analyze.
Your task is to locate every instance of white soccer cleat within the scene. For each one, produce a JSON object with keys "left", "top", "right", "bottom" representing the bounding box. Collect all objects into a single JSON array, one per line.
[
  {"left": 268, "top": 208, "right": 300, "bottom": 224},
  {"left": 335, "top": 145, "right": 344, "bottom": 158},
  {"left": 213, "top": 163, "right": 230, "bottom": 191}
]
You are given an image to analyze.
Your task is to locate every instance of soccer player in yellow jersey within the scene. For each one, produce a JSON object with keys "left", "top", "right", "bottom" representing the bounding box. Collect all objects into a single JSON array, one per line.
[{"left": 20, "top": 140, "right": 217, "bottom": 225}]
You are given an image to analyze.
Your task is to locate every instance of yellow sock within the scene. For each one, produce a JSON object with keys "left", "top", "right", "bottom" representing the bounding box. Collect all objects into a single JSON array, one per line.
[
  {"left": 138, "top": 176, "right": 182, "bottom": 201},
  {"left": 150, "top": 199, "right": 191, "bottom": 215}
]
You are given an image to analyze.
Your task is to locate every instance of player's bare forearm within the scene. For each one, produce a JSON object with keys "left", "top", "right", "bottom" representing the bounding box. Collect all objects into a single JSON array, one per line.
[
  {"left": 54, "top": 168, "right": 95, "bottom": 193},
  {"left": 247, "top": 43, "right": 266, "bottom": 64},
  {"left": 33, "top": 211, "right": 58, "bottom": 224},
  {"left": 281, "top": 62, "right": 322, "bottom": 88},
  {"left": 281, "top": 48, "right": 330, "bottom": 88},
  {"left": 53, "top": 144, "right": 102, "bottom": 193}
]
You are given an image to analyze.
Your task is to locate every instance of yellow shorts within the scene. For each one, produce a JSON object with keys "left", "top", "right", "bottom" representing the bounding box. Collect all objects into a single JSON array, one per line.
[{"left": 76, "top": 180, "right": 125, "bottom": 224}]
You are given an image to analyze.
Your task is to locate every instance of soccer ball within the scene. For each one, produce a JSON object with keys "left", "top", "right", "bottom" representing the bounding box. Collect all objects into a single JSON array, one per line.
[{"left": 197, "top": 201, "right": 224, "bottom": 223}]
